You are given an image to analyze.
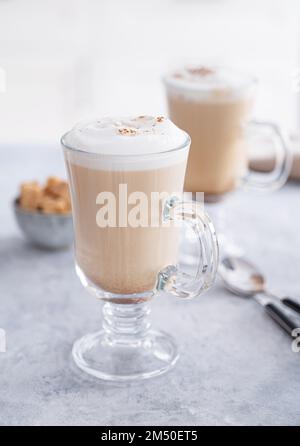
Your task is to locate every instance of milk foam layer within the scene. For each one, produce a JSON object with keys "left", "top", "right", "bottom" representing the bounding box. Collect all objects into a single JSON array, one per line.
[
  {"left": 164, "top": 66, "right": 256, "bottom": 102},
  {"left": 62, "top": 116, "right": 189, "bottom": 171}
]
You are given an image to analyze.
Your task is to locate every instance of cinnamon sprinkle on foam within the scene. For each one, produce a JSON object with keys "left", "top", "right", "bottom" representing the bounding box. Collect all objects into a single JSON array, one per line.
[
  {"left": 187, "top": 66, "right": 215, "bottom": 77},
  {"left": 117, "top": 127, "right": 137, "bottom": 136}
]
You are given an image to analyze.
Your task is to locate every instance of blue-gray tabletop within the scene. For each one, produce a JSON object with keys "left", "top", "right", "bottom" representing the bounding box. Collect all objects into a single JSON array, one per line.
[{"left": 0, "top": 144, "right": 300, "bottom": 426}]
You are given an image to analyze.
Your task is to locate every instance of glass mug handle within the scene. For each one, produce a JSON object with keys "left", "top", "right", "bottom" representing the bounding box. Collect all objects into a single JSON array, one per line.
[
  {"left": 241, "top": 120, "right": 292, "bottom": 191},
  {"left": 157, "top": 197, "right": 219, "bottom": 299}
]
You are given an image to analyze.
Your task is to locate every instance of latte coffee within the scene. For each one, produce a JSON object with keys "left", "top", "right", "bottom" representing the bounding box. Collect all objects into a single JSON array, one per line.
[
  {"left": 164, "top": 67, "right": 256, "bottom": 199},
  {"left": 63, "top": 116, "right": 189, "bottom": 295}
]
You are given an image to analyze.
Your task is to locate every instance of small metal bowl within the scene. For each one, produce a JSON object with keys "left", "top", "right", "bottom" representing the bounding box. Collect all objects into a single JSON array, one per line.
[{"left": 13, "top": 199, "right": 74, "bottom": 250}]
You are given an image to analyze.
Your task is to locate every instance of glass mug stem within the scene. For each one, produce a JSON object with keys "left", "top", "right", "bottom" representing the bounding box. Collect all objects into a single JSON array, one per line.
[{"left": 102, "top": 301, "right": 151, "bottom": 346}]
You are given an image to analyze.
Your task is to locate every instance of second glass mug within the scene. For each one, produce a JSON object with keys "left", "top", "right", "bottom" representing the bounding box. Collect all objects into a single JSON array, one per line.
[
  {"left": 62, "top": 120, "right": 219, "bottom": 382},
  {"left": 163, "top": 66, "right": 292, "bottom": 258},
  {"left": 164, "top": 67, "right": 292, "bottom": 200}
]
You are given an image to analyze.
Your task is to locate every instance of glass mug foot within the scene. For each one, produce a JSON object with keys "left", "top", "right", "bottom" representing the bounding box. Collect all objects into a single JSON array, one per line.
[
  {"left": 72, "top": 302, "right": 179, "bottom": 381},
  {"left": 72, "top": 330, "right": 179, "bottom": 382}
]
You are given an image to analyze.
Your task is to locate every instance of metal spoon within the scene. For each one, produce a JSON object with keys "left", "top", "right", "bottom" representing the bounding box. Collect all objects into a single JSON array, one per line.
[{"left": 219, "top": 256, "right": 300, "bottom": 336}]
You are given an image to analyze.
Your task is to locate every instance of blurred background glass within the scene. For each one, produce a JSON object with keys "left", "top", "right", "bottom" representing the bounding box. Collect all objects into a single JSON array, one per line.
[{"left": 0, "top": 0, "right": 300, "bottom": 146}]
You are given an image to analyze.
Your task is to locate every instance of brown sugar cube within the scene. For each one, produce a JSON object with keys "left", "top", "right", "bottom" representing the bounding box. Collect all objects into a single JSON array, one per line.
[
  {"left": 44, "top": 177, "right": 71, "bottom": 201},
  {"left": 19, "top": 182, "right": 43, "bottom": 211},
  {"left": 55, "top": 182, "right": 70, "bottom": 203},
  {"left": 44, "top": 176, "right": 63, "bottom": 196},
  {"left": 55, "top": 195, "right": 71, "bottom": 213},
  {"left": 39, "top": 195, "right": 68, "bottom": 214},
  {"left": 62, "top": 197, "right": 72, "bottom": 213},
  {"left": 43, "top": 176, "right": 72, "bottom": 213},
  {"left": 45, "top": 176, "right": 61, "bottom": 189}
]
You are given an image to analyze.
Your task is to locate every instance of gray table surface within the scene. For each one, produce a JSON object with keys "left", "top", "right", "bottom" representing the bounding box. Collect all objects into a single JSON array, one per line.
[{"left": 0, "top": 144, "right": 300, "bottom": 426}]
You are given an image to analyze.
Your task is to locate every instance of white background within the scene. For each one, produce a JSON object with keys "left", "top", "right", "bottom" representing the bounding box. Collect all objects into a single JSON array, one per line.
[{"left": 0, "top": 0, "right": 300, "bottom": 145}]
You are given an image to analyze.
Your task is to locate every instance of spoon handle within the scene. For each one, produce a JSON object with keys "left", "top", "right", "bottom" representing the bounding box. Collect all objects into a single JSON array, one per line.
[
  {"left": 265, "top": 303, "right": 300, "bottom": 336},
  {"left": 281, "top": 297, "right": 300, "bottom": 315}
]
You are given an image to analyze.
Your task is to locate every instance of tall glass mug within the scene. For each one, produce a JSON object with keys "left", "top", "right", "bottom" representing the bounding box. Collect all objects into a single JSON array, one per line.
[
  {"left": 61, "top": 116, "right": 218, "bottom": 381},
  {"left": 163, "top": 66, "right": 291, "bottom": 202}
]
